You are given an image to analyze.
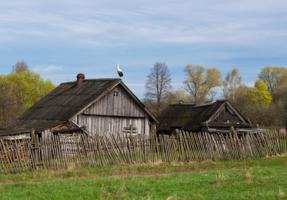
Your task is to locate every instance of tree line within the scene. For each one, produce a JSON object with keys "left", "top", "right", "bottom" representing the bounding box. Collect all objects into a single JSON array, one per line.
[
  {"left": 0, "top": 61, "right": 56, "bottom": 127},
  {"left": 143, "top": 63, "right": 287, "bottom": 129},
  {"left": 1, "top": 61, "right": 286, "bottom": 130}
]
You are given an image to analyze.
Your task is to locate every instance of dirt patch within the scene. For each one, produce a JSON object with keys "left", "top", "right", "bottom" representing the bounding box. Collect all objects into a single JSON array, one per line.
[{"left": 67, "top": 163, "right": 76, "bottom": 171}]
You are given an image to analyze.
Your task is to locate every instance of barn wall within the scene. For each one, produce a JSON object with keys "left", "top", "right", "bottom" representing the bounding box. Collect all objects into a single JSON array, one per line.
[
  {"left": 76, "top": 84, "right": 151, "bottom": 136},
  {"left": 78, "top": 115, "right": 149, "bottom": 136},
  {"left": 83, "top": 84, "right": 148, "bottom": 118}
]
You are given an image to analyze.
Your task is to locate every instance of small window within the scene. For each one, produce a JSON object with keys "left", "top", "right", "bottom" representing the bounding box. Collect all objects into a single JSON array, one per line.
[{"left": 113, "top": 91, "right": 118, "bottom": 96}]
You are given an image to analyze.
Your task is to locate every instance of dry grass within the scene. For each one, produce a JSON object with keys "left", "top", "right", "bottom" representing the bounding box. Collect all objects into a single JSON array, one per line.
[
  {"left": 67, "top": 163, "right": 76, "bottom": 171},
  {"left": 166, "top": 196, "right": 177, "bottom": 200},
  {"left": 279, "top": 187, "right": 285, "bottom": 199},
  {"left": 245, "top": 168, "right": 254, "bottom": 183},
  {"left": 198, "top": 159, "right": 216, "bottom": 164}
]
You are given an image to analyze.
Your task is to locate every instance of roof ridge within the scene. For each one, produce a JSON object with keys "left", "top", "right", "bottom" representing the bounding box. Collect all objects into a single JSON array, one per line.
[{"left": 60, "top": 79, "right": 120, "bottom": 84}]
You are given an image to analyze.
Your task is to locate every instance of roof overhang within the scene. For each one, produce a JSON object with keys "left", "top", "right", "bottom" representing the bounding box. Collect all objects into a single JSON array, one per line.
[
  {"left": 207, "top": 128, "right": 268, "bottom": 133},
  {"left": 201, "top": 122, "right": 253, "bottom": 128}
]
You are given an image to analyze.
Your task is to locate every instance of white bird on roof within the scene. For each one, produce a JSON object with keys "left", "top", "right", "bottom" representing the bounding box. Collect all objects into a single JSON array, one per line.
[{"left": 115, "top": 64, "right": 123, "bottom": 79}]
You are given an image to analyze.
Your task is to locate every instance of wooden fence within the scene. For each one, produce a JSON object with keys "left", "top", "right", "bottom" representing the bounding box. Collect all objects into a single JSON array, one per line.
[{"left": 0, "top": 130, "right": 286, "bottom": 175}]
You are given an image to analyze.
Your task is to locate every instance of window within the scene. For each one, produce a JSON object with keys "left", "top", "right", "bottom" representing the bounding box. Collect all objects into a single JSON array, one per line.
[{"left": 113, "top": 91, "right": 118, "bottom": 96}]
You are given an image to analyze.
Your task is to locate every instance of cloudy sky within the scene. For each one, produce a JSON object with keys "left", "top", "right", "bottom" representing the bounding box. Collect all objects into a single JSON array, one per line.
[{"left": 0, "top": 0, "right": 286, "bottom": 99}]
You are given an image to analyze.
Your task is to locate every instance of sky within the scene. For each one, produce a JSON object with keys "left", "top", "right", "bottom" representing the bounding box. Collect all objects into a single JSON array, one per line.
[{"left": 0, "top": 0, "right": 286, "bottom": 99}]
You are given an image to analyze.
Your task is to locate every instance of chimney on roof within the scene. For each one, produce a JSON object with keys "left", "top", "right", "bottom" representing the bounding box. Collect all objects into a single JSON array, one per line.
[{"left": 76, "top": 73, "right": 85, "bottom": 85}]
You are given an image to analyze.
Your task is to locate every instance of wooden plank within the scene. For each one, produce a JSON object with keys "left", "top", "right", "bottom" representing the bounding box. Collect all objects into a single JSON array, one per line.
[
  {"left": 105, "top": 134, "right": 119, "bottom": 164},
  {"left": 177, "top": 130, "right": 185, "bottom": 162},
  {"left": 7, "top": 140, "right": 20, "bottom": 173},
  {"left": 14, "top": 138, "right": 24, "bottom": 172}
]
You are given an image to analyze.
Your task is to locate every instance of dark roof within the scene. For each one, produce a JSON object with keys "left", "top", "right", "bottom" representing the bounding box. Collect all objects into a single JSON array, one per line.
[
  {"left": 157, "top": 100, "right": 251, "bottom": 132},
  {"left": 1, "top": 79, "right": 158, "bottom": 134}
]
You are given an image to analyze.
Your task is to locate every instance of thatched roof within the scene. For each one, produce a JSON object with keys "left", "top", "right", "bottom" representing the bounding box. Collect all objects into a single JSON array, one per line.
[
  {"left": 0, "top": 79, "right": 157, "bottom": 135},
  {"left": 157, "top": 100, "right": 252, "bottom": 132}
]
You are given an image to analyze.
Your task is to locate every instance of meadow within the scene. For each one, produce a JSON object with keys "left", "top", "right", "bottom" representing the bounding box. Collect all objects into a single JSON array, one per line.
[{"left": 1, "top": 156, "right": 287, "bottom": 199}]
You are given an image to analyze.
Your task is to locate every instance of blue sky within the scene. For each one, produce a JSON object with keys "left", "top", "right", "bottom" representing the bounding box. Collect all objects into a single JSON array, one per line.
[{"left": 0, "top": 0, "right": 286, "bottom": 99}]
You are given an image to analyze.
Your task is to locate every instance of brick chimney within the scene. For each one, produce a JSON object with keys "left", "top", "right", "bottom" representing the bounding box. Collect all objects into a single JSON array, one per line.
[{"left": 76, "top": 73, "right": 85, "bottom": 85}]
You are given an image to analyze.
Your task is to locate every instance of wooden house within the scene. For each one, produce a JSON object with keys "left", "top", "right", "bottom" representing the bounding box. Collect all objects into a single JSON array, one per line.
[
  {"left": 157, "top": 100, "right": 264, "bottom": 135},
  {"left": 0, "top": 76, "right": 158, "bottom": 140}
]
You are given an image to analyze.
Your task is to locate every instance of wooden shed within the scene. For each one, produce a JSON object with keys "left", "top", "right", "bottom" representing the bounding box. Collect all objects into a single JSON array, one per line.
[
  {"left": 0, "top": 78, "right": 158, "bottom": 140},
  {"left": 157, "top": 100, "right": 264, "bottom": 135}
]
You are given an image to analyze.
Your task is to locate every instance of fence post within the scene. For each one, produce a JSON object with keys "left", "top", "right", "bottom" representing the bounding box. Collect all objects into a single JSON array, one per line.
[{"left": 30, "top": 128, "right": 38, "bottom": 170}]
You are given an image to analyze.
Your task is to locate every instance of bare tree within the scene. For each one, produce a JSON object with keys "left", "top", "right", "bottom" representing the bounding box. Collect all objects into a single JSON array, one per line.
[
  {"left": 223, "top": 68, "right": 242, "bottom": 100},
  {"left": 12, "top": 61, "right": 30, "bottom": 74},
  {"left": 207, "top": 90, "right": 218, "bottom": 101},
  {"left": 143, "top": 62, "right": 173, "bottom": 116}
]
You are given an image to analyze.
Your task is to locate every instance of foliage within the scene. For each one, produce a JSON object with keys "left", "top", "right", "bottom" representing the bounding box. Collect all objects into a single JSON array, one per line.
[
  {"left": 0, "top": 63, "right": 56, "bottom": 126},
  {"left": 221, "top": 69, "right": 274, "bottom": 127},
  {"left": 172, "top": 89, "right": 190, "bottom": 103},
  {"left": 269, "top": 83, "right": 287, "bottom": 128},
  {"left": 0, "top": 80, "right": 24, "bottom": 125},
  {"left": 258, "top": 66, "right": 287, "bottom": 91},
  {"left": 143, "top": 62, "right": 173, "bottom": 116},
  {"left": 244, "top": 80, "right": 272, "bottom": 106},
  {"left": 183, "top": 65, "right": 222, "bottom": 103},
  {"left": 229, "top": 81, "right": 272, "bottom": 126}
]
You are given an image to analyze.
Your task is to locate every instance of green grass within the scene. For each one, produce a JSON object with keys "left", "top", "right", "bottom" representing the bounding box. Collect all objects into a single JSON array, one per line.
[
  {"left": 1, "top": 156, "right": 287, "bottom": 199},
  {"left": 1, "top": 156, "right": 287, "bottom": 182},
  {"left": 1, "top": 163, "right": 287, "bottom": 199}
]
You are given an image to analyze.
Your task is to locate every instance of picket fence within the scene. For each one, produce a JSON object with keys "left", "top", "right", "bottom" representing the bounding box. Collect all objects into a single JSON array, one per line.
[{"left": 0, "top": 130, "right": 286, "bottom": 175}]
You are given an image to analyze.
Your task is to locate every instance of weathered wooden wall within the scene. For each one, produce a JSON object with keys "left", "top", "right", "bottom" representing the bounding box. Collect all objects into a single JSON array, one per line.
[
  {"left": 76, "top": 84, "right": 151, "bottom": 136},
  {"left": 213, "top": 105, "right": 241, "bottom": 123},
  {"left": 78, "top": 115, "right": 149, "bottom": 135},
  {"left": 83, "top": 84, "right": 147, "bottom": 117}
]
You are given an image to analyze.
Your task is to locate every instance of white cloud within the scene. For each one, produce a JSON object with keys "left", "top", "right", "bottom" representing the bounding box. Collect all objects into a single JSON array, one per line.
[
  {"left": 32, "top": 65, "right": 62, "bottom": 73},
  {"left": 32, "top": 65, "right": 41, "bottom": 72},
  {"left": 43, "top": 65, "right": 62, "bottom": 72},
  {"left": 0, "top": 0, "right": 286, "bottom": 47}
]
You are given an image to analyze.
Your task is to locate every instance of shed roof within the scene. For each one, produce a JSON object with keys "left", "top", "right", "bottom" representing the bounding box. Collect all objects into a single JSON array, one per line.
[
  {"left": 157, "top": 100, "right": 251, "bottom": 132},
  {"left": 1, "top": 79, "right": 158, "bottom": 135}
]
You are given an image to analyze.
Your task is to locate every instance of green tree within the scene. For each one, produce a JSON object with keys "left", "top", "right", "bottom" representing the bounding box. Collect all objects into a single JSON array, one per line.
[
  {"left": 0, "top": 80, "right": 24, "bottom": 125},
  {"left": 258, "top": 66, "right": 287, "bottom": 92},
  {"left": 0, "top": 63, "right": 56, "bottom": 126},
  {"left": 244, "top": 80, "right": 272, "bottom": 106},
  {"left": 183, "top": 65, "right": 222, "bottom": 103}
]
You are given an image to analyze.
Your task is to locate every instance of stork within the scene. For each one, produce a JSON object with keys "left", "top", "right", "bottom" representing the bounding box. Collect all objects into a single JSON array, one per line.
[{"left": 115, "top": 64, "right": 123, "bottom": 79}]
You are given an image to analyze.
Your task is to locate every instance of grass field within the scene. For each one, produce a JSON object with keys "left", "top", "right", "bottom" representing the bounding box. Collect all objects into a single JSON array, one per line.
[{"left": 1, "top": 156, "right": 287, "bottom": 199}]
